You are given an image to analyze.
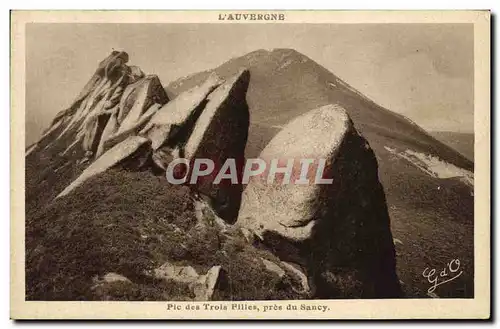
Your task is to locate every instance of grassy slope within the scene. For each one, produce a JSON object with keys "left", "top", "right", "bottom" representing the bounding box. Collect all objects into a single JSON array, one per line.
[
  {"left": 26, "top": 164, "right": 304, "bottom": 300},
  {"left": 167, "top": 49, "right": 475, "bottom": 298},
  {"left": 26, "top": 169, "right": 196, "bottom": 300}
]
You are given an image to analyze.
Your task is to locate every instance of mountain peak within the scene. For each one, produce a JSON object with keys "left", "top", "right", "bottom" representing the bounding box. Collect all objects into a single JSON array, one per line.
[
  {"left": 26, "top": 48, "right": 474, "bottom": 301},
  {"left": 238, "top": 47, "right": 309, "bottom": 67}
]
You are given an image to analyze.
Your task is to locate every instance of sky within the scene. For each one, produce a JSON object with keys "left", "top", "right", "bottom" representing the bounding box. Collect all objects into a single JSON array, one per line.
[{"left": 25, "top": 23, "right": 474, "bottom": 145}]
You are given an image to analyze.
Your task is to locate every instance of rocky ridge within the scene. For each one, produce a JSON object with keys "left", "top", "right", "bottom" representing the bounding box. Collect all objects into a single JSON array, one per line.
[
  {"left": 164, "top": 48, "right": 475, "bottom": 299},
  {"left": 26, "top": 50, "right": 403, "bottom": 300}
]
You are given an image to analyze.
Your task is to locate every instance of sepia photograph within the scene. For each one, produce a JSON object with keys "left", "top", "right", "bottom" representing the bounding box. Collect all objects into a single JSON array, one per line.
[{"left": 10, "top": 10, "right": 491, "bottom": 319}]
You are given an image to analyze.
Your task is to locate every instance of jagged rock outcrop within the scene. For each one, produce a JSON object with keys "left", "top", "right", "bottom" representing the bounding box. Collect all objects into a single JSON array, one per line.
[
  {"left": 30, "top": 51, "right": 256, "bottom": 234},
  {"left": 140, "top": 72, "right": 223, "bottom": 151},
  {"left": 97, "top": 103, "right": 162, "bottom": 157},
  {"left": 26, "top": 48, "right": 475, "bottom": 300},
  {"left": 29, "top": 51, "right": 167, "bottom": 163},
  {"left": 237, "top": 104, "right": 402, "bottom": 298},
  {"left": 183, "top": 69, "right": 250, "bottom": 224},
  {"left": 238, "top": 105, "right": 350, "bottom": 239},
  {"left": 28, "top": 50, "right": 403, "bottom": 301},
  {"left": 57, "top": 136, "right": 151, "bottom": 198},
  {"left": 94, "top": 75, "right": 168, "bottom": 157},
  {"left": 81, "top": 108, "right": 114, "bottom": 155},
  {"left": 95, "top": 107, "right": 120, "bottom": 158},
  {"left": 115, "top": 75, "right": 168, "bottom": 135},
  {"left": 49, "top": 52, "right": 251, "bottom": 217},
  {"left": 72, "top": 51, "right": 132, "bottom": 116}
]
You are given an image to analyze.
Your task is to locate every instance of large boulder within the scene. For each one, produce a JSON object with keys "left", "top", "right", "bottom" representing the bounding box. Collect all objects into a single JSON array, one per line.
[
  {"left": 238, "top": 105, "right": 350, "bottom": 238},
  {"left": 141, "top": 72, "right": 223, "bottom": 151},
  {"left": 57, "top": 136, "right": 151, "bottom": 198},
  {"left": 237, "top": 104, "right": 401, "bottom": 298},
  {"left": 115, "top": 75, "right": 169, "bottom": 134},
  {"left": 183, "top": 70, "right": 251, "bottom": 224}
]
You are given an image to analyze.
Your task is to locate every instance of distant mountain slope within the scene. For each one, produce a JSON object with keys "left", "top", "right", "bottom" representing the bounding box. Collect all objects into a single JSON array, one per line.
[
  {"left": 167, "top": 48, "right": 475, "bottom": 298},
  {"left": 167, "top": 49, "right": 472, "bottom": 169},
  {"left": 430, "top": 131, "right": 474, "bottom": 162}
]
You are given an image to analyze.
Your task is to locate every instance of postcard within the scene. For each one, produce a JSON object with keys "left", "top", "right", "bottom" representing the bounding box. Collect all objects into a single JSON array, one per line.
[{"left": 11, "top": 10, "right": 490, "bottom": 319}]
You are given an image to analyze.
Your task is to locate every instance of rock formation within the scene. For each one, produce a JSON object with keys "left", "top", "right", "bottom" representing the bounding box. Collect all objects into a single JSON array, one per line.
[
  {"left": 281, "top": 261, "right": 310, "bottom": 294},
  {"left": 183, "top": 69, "right": 250, "bottom": 224},
  {"left": 140, "top": 72, "right": 223, "bottom": 151},
  {"left": 89, "top": 74, "right": 168, "bottom": 157},
  {"left": 27, "top": 50, "right": 406, "bottom": 301},
  {"left": 56, "top": 51, "right": 137, "bottom": 145},
  {"left": 46, "top": 52, "right": 251, "bottom": 230},
  {"left": 114, "top": 75, "right": 168, "bottom": 135},
  {"left": 238, "top": 105, "right": 351, "bottom": 240},
  {"left": 260, "top": 258, "right": 286, "bottom": 278},
  {"left": 97, "top": 103, "right": 162, "bottom": 157},
  {"left": 28, "top": 51, "right": 167, "bottom": 162},
  {"left": 57, "top": 136, "right": 151, "bottom": 198},
  {"left": 237, "top": 104, "right": 402, "bottom": 298}
]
